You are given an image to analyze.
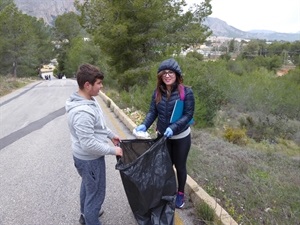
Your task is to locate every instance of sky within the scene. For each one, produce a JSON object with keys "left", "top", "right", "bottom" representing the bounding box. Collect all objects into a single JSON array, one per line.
[{"left": 186, "top": 0, "right": 300, "bottom": 33}]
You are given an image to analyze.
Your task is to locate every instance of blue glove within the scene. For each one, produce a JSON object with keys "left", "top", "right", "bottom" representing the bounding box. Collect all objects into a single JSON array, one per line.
[
  {"left": 164, "top": 127, "right": 173, "bottom": 137},
  {"left": 135, "top": 124, "right": 146, "bottom": 132}
]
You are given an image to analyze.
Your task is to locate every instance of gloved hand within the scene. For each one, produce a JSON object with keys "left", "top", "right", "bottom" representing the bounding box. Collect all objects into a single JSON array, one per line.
[
  {"left": 135, "top": 124, "right": 146, "bottom": 132},
  {"left": 164, "top": 127, "right": 173, "bottom": 137}
]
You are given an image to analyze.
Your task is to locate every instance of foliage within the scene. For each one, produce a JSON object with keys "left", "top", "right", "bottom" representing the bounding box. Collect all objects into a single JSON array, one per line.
[
  {"left": 75, "top": 0, "right": 212, "bottom": 89},
  {"left": 63, "top": 37, "right": 104, "bottom": 77},
  {"left": 239, "top": 114, "right": 300, "bottom": 144},
  {"left": 240, "top": 39, "right": 300, "bottom": 66},
  {"left": 53, "top": 12, "right": 89, "bottom": 75},
  {"left": 0, "top": 75, "right": 37, "bottom": 96},
  {"left": 188, "top": 128, "right": 300, "bottom": 225},
  {"left": 54, "top": 12, "right": 85, "bottom": 42},
  {"left": 0, "top": 2, "right": 54, "bottom": 77},
  {"left": 186, "top": 51, "right": 204, "bottom": 61},
  {"left": 280, "top": 66, "right": 300, "bottom": 84},
  {"left": 195, "top": 201, "right": 216, "bottom": 223},
  {"left": 118, "top": 66, "right": 152, "bottom": 91},
  {"left": 219, "top": 53, "right": 231, "bottom": 61},
  {"left": 267, "top": 40, "right": 300, "bottom": 66},
  {"left": 190, "top": 61, "right": 227, "bottom": 127},
  {"left": 213, "top": 63, "right": 300, "bottom": 121},
  {"left": 223, "top": 127, "right": 247, "bottom": 146},
  {"left": 226, "top": 60, "right": 245, "bottom": 75},
  {"left": 0, "top": 0, "right": 12, "bottom": 10}
]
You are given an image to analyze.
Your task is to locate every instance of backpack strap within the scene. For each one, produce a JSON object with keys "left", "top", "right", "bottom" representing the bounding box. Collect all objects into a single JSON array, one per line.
[{"left": 179, "top": 84, "right": 185, "bottom": 100}]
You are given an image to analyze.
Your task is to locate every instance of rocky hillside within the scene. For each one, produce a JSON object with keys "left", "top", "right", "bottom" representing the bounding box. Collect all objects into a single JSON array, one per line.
[
  {"left": 14, "top": 0, "right": 81, "bottom": 26},
  {"left": 203, "top": 17, "right": 300, "bottom": 42},
  {"left": 14, "top": 0, "right": 299, "bottom": 42}
]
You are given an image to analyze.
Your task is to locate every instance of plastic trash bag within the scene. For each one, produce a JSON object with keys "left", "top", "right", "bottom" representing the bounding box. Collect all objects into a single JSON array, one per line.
[
  {"left": 116, "top": 136, "right": 176, "bottom": 225},
  {"left": 132, "top": 128, "right": 151, "bottom": 139}
]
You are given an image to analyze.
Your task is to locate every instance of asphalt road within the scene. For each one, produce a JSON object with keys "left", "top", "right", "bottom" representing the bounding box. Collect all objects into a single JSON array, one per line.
[{"left": 0, "top": 79, "right": 195, "bottom": 225}]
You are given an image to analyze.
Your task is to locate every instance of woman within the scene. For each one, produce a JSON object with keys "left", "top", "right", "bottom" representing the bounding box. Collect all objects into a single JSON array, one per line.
[{"left": 135, "top": 58, "right": 195, "bottom": 208}]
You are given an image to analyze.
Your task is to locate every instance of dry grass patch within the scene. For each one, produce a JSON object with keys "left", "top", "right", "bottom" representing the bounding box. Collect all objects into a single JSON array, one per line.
[{"left": 0, "top": 76, "right": 37, "bottom": 97}]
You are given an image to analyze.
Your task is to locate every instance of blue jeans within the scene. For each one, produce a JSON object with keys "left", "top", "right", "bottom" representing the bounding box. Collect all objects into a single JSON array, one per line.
[{"left": 73, "top": 156, "right": 106, "bottom": 225}]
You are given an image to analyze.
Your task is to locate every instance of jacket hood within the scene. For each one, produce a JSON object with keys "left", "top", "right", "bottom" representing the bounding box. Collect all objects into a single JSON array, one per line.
[
  {"left": 157, "top": 58, "right": 182, "bottom": 77},
  {"left": 65, "top": 92, "right": 95, "bottom": 113}
]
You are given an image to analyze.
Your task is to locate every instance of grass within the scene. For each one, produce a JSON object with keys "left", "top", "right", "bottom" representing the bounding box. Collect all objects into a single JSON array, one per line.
[
  {"left": 188, "top": 128, "right": 300, "bottom": 224},
  {"left": 0, "top": 76, "right": 38, "bottom": 97},
  {"left": 194, "top": 201, "right": 219, "bottom": 225}
]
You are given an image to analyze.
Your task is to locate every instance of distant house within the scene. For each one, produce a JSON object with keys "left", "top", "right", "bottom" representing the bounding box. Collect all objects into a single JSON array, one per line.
[{"left": 40, "top": 64, "right": 55, "bottom": 80}]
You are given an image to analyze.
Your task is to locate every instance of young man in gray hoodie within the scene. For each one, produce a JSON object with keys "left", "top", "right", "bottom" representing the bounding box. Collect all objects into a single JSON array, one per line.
[{"left": 65, "top": 63, "right": 123, "bottom": 225}]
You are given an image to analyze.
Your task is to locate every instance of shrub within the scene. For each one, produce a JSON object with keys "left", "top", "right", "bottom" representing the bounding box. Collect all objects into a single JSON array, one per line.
[
  {"left": 226, "top": 60, "right": 244, "bottom": 75},
  {"left": 117, "top": 66, "right": 151, "bottom": 91},
  {"left": 186, "top": 51, "right": 204, "bottom": 61},
  {"left": 239, "top": 114, "right": 300, "bottom": 144},
  {"left": 223, "top": 127, "right": 248, "bottom": 146}
]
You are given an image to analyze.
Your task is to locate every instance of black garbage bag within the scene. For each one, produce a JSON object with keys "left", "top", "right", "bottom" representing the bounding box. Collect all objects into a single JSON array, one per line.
[{"left": 116, "top": 136, "right": 176, "bottom": 225}]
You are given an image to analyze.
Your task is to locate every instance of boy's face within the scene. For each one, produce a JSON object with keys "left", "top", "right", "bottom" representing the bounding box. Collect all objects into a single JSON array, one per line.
[{"left": 87, "top": 78, "right": 103, "bottom": 97}]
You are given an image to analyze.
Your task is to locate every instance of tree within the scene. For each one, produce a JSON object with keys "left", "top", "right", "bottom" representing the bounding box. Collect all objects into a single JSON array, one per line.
[
  {"left": 64, "top": 37, "right": 104, "bottom": 77},
  {"left": 75, "top": 0, "right": 212, "bottom": 76},
  {"left": 241, "top": 39, "right": 266, "bottom": 59},
  {"left": 0, "top": 0, "right": 12, "bottom": 11},
  {"left": 0, "top": 2, "right": 54, "bottom": 77},
  {"left": 54, "top": 12, "right": 85, "bottom": 42},
  {"left": 53, "top": 12, "right": 88, "bottom": 75},
  {"left": 288, "top": 41, "right": 300, "bottom": 66}
]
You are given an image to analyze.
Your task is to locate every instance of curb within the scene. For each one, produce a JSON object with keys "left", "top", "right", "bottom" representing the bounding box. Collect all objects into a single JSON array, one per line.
[{"left": 98, "top": 91, "right": 238, "bottom": 225}]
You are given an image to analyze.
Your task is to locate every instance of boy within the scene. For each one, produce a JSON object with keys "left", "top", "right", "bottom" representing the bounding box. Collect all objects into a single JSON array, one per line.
[{"left": 65, "top": 63, "right": 123, "bottom": 225}]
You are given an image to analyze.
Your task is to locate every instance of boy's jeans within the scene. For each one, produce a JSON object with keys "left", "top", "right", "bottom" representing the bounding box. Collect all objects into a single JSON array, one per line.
[{"left": 74, "top": 156, "right": 106, "bottom": 225}]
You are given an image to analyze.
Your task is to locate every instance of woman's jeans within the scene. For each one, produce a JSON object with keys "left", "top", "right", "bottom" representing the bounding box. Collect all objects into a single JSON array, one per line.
[{"left": 73, "top": 156, "right": 106, "bottom": 225}]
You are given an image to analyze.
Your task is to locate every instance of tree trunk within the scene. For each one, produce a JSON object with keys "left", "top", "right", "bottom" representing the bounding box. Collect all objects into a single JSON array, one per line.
[{"left": 12, "top": 61, "right": 17, "bottom": 77}]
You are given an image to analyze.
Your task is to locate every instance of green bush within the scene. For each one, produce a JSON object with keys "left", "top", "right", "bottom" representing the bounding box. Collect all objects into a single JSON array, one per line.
[
  {"left": 226, "top": 60, "right": 244, "bottom": 75},
  {"left": 176, "top": 60, "right": 227, "bottom": 127},
  {"left": 239, "top": 114, "right": 300, "bottom": 143},
  {"left": 118, "top": 66, "right": 151, "bottom": 91},
  {"left": 223, "top": 127, "right": 248, "bottom": 146},
  {"left": 279, "top": 67, "right": 300, "bottom": 85},
  {"left": 186, "top": 51, "right": 204, "bottom": 61}
]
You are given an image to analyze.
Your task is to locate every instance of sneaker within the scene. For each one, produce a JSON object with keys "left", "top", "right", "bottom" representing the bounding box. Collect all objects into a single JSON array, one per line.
[
  {"left": 175, "top": 191, "right": 185, "bottom": 208},
  {"left": 79, "top": 209, "right": 104, "bottom": 224}
]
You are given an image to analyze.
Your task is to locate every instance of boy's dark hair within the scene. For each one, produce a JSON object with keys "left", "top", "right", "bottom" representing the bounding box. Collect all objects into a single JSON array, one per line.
[{"left": 76, "top": 63, "right": 104, "bottom": 89}]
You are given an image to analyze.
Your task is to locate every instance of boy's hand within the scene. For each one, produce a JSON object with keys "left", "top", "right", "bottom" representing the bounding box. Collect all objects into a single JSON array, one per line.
[
  {"left": 115, "top": 147, "right": 123, "bottom": 156},
  {"left": 111, "top": 136, "right": 120, "bottom": 146}
]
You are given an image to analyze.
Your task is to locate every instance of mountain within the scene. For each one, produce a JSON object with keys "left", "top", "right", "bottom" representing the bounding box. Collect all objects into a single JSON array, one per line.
[
  {"left": 14, "top": 0, "right": 81, "bottom": 26},
  {"left": 13, "top": 0, "right": 299, "bottom": 42},
  {"left": 203, "top": 17, "right": 300, "bottom": 42}
]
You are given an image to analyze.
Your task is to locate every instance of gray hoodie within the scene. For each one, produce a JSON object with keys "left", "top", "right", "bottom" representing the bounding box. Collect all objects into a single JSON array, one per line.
[{"left": 65, "top": 92, "right": 116, "bottom": 160}]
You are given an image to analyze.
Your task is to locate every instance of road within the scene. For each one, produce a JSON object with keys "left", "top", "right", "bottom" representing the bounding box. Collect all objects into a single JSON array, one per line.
[{"left": 0, "top": 78, "right": 195, "bottom": 225}]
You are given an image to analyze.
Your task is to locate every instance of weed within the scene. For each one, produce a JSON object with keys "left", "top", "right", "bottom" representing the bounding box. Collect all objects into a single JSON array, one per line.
[{"left": 195, "top": 201, "right": 215, "bottom": 222}]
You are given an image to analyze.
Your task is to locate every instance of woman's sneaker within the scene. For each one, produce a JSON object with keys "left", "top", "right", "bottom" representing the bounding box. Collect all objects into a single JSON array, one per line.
[{"left": 175, "top": 191, "right": 185, "bottom": 208}]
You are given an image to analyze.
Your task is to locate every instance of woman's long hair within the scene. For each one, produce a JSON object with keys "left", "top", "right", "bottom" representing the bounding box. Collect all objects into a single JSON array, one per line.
[{"left": 155, "top": 71, "right": 183, "bottom": 104}]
